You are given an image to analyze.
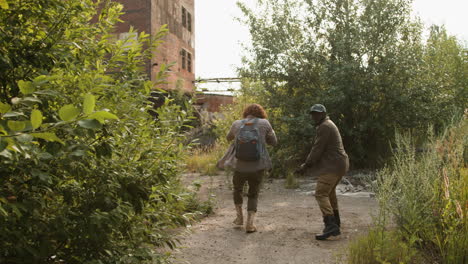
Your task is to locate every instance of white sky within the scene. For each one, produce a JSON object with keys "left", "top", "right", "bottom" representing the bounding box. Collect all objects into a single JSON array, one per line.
[{"left": 195, "top": 0, "right": 468, "bottom": 82}]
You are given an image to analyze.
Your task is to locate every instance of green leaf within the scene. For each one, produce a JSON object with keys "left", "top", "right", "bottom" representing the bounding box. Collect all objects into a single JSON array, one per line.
[
  {"left": 21, "top": 97, "right": 42, "bottom": 104},
  {"left": 88, "top": 111, "right": 118, "bottom": 123},
  {"left": 31, "top": 169, "right": 51, "bottom": 183},
  {"left": 0, "top": 102, "right": 11, "bottom": 114},
  {"left": 0, "top": 205, "right": 7, "bottom": 217},
  {"left": 30, "top": 132, "right": 64, "bottom": 144},
  {"left": 31, "top": 109, "right": 43, "bottom": 129},
  {"left": 33, "top": 75, "right": 49, "bottom": 85},
  {"left": 59, "top": 104, "right": 80, "bottom": 121},
  {"left": 0, "top": 138, "right": 7, "bottom": 152},
  {"left": 70, "top": 149, "right": 86, "bottom": 157},
  {"left": 3, "top": 112, "right": 26, "bottom": 118},
  {"left": 0, "top": 0, "right": 8, "bottom": 9},
  {"left": 38, "top": 152, "right": 54, "bottom": 160},
  {"left": 16, "top": 134, "right": 34, "bottom": 143},
  {"left": 18, "top": 80, "right": 35, "bottom": 95},
  {"left": 7, "top": 121, "right": 26, "bottom": 131},
  {"left": 34, "top": 90, "right": 60, "bottom": 96},
  {"left": 78, "top": 119, "right": 102, "bottom": 129},
  {"left": 83, "top": 94, "right": 96, "bottom": 115}
]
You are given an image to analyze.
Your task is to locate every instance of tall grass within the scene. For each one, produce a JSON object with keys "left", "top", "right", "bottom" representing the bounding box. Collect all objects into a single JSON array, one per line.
[
  {"left": 285, "top": 170, "right": 299, "bottom": 189},
  {"left": 184, "top": 145, "right": 225, "bottom": 175},
  {"left": 347, "top": 117, "right": 467, "bottom": 263}
]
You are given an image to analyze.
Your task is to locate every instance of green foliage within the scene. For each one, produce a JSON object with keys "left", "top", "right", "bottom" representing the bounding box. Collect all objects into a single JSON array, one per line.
[
  {"left": 0, "top": 1, "right": 199, "bottom": 263},
  {"left": 284, "top": 170, "right": 299, "bottom": 189},
  {"left": 348, "top": 117, "right": 468, "bottom": 263},
  {"left": 238, "top": 0, "right": 467, "bottom": 170},
  {"left": 347, "top": 228, "right": 424, "bottom": 264},
  {"left": 184, "top": 146, "right": 224, "bottom": 176}
]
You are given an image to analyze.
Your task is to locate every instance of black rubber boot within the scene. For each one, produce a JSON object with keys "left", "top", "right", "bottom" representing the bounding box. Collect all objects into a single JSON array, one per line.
[
  {"left": 333, "top": 209, "right": 340, "bottom": 227},
  {"left": 315, "top": 215, "right": 340, "bottom": 240}
]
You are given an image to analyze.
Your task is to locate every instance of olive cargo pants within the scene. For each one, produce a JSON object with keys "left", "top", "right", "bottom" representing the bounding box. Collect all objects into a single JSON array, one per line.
[
  {"left": 315, "top": 173, "right": 343, "bottom": 216},
  {"left": 233, "top": 170, "right": 264, "bottom": 212}
]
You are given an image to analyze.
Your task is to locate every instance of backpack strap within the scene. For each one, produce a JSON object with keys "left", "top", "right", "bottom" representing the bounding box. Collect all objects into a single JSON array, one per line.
[
  {"left": 251, "top": 118, "right": 260, "bottom": 130},
  {"left": 238, "top": 119, "right": 248, "bottom": 131},
  {"left": 244, "top": 117, "right": 259, "bottom": 125}
]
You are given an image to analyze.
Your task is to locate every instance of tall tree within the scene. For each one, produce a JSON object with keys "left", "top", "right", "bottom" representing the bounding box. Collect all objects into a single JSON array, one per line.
[{"left": 238, "top": 0, "right": 467, "bottom": 169}]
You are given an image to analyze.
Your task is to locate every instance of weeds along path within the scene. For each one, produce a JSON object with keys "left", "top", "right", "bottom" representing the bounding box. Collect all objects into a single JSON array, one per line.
[{"left": 173, "top": 173, "right": 377, "bottom": 264}]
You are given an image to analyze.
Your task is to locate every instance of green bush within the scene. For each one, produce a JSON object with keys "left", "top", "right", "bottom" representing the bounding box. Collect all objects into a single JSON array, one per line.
[
  {"left": 347, "top": 228, "right": 424, "bottom": 264},
  {"left": 347, "top": 117, "right": 468, "bottom": 263},
  {"left": 0, "top": 1, "right": 199, "bottom": 263}
]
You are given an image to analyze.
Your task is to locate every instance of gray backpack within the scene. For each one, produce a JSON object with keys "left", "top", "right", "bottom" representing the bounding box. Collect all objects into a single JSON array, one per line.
[{"left": 235, "top": 118, "right": 262, "bottom": 161}]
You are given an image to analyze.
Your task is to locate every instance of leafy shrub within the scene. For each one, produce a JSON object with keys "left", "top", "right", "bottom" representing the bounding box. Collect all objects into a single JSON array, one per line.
[
  {"left": 0, "top": 1, "right": 199, "bottom": 263},
  {"left": 347, "top": 228, "right": 424, "bottom": 264},
  {"left": 347, "top": 116, "right": 468, "bottom": 263}
]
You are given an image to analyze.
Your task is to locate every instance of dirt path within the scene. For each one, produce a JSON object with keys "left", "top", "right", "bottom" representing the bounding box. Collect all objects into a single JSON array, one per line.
[{"left": 172, "top": 173, "right": 378, "bottom": 264}]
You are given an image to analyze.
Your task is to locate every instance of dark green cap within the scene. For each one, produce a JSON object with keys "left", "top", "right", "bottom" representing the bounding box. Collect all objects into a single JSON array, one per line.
[{"left": 309, "top": 104, "right": 326, "bottom": 113}]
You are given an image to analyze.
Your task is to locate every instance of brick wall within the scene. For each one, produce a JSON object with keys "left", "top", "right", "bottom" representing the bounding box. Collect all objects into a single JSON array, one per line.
[
  {"left": 195, "top": 94, "right": 235, "bottom": 113},
  {"left": 114, "top": 0, "right": 195, "bottom": 93}
]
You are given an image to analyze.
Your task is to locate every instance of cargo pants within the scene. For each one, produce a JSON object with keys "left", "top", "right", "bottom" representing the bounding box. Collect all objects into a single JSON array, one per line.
[
  {"left": 233, "top": 170, "right": 264, "bottom": 212},
  {"left": 315, "top": 173, "right": 343, "bottom": 216}
]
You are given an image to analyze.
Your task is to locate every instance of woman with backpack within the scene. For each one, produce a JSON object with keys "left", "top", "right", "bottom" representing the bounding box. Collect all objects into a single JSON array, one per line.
[{"left": 217, "top": 103, "right": 277, "bottom": 233}]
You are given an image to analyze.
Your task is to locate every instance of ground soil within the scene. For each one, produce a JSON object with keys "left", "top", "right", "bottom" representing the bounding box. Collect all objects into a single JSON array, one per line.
[{"left": 171, "top": 173, "right": 378, "bottom": 264}]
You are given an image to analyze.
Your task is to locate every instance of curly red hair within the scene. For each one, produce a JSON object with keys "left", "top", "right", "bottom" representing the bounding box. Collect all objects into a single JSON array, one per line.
[{"left": 242, "top": 103, "right": 267, "bottom": 119}]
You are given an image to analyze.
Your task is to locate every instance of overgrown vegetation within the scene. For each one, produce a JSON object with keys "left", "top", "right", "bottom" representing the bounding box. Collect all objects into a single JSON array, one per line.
[
  {"left": 238, "top": 0, "right": 467, "bottom": 171},
  {"left": 284, "top": 170, "right": 299, "bottom": 189},
  {"left": 183, "top": 95, "right": 256, "bottom": 175},
  {"left": 346, "top": 116, "right": 467, "bottom": 263},
  {"left": 184, "top": 146, "right": 224, "bottom": 175},
  {"left": 0, "top": 1, "right": 201, "bottom": 263}
]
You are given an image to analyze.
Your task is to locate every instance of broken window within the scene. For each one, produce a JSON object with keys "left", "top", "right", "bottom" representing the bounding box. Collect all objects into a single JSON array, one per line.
[
  {"left": 187, "top": 12, "right": 192, "bottom": 32},
  {"left": 182, "top": 7, "right": 187, "bottom": 28},
  {"left": 187, "top": 52, "right": 192, "bottom": 72},
  {"left": 182, "top": 6, "right": 192, "bottom": 32},
  {"left": 181, "top": 49, "right": 186, "bottom": 69}
]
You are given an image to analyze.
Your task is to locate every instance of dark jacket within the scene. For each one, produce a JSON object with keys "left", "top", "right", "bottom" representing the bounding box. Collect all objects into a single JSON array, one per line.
[{"left": 305, "top": 117, "right": 349, "bottom": 175}]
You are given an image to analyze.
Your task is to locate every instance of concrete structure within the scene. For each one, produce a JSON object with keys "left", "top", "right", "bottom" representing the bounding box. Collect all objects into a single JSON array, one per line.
[
  {"left": 114, "top": 0, "right": 195, "bottom": 93},
  {"left": 195, "top": 93, "right": 235, "bottom": 113}
]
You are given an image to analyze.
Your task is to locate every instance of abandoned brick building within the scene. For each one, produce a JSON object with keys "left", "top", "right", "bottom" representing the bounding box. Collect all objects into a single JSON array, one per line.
[{"left": 114, "top": 0, "right": 195, "bottom": 93}]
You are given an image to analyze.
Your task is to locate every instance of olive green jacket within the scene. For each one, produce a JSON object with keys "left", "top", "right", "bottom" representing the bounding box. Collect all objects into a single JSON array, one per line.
[{"left": 305, "top": 117, "right": 349, "bottom": 176}]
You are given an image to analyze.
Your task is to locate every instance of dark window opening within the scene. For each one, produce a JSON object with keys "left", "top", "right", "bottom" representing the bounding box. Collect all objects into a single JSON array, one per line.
[
  {"left": 182, "top": 6, "right": 192, "bottom": 32},
  {"left": 187, "top": 12, "right": 192, "bottom": 32},
  {"left": 181, "top": 49, "right": 186, "bottom": 69},
  {"left": 182, "top": 7, "right": 187, "bottom": 28},
  {"left": 187, "top": 53, "right": 192, "bottom": 72}
]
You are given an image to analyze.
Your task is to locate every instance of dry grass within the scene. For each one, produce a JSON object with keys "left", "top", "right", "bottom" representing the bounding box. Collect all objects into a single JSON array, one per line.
[{"left": 184, "top": 144, "right": 225, "bottom": 176}]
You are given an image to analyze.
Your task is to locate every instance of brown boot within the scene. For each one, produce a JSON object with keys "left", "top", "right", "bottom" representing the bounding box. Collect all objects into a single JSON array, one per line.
[
  {"left": 233, "top": 204, "right": 243, "bottom": 226},
  {"left": 245, "top": 211, "right": 257, "bottom": 233}
]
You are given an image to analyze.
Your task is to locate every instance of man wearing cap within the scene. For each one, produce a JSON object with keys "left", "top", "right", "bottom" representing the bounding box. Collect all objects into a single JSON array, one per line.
[{"left": 297, "top": 104, "right": 349, "bottom": 240}]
